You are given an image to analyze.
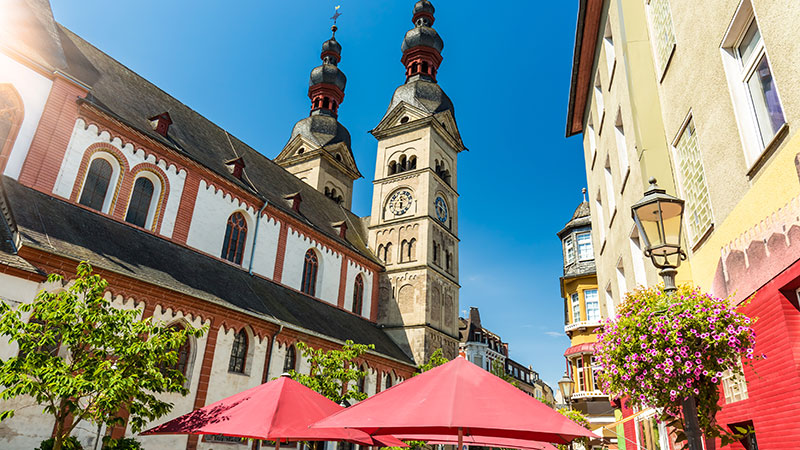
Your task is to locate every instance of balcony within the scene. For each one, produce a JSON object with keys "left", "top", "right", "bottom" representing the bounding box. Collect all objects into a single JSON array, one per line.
[
  {"left": 571, "top": 390, "right": 608, "bottom": 400},
  {"left": 564, "top": 318, "right": 604, "bottom": 333}
]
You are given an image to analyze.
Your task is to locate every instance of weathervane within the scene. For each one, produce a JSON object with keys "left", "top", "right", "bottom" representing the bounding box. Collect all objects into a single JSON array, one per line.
[{"left": 331, "top": 5, "right": 342, "bottom": 25}]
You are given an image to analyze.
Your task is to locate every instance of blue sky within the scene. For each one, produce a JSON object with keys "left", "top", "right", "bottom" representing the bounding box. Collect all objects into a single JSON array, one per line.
[{"left": 51, "top": 0, "right": 585, "bottom": 389}]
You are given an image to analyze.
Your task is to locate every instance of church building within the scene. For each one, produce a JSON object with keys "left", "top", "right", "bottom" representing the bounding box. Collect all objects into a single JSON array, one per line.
[{"left": 0, "top": 0, "right": 464, "bottom": 448}]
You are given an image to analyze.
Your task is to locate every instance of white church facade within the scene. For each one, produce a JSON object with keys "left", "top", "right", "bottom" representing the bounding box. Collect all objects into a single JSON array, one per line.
[{"left": 0, "top": 0, "right": 463, "bottom": 448}]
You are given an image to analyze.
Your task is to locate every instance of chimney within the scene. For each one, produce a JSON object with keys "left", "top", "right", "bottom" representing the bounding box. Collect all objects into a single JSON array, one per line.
[{"left": 148, "top": 112, "right": 172, "bottom": 137}]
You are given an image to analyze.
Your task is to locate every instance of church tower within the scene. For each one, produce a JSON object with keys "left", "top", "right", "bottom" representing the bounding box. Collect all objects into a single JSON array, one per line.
[
  {"left": 275, "top": 25, "right": 362, "bottom": 209},
  {"left": 369, "top": 0, "right": 465, "bottom": 364}
]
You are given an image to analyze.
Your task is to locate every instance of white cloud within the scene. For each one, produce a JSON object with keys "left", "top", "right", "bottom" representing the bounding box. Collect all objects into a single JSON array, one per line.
[{"left": 543, "top": 331, "right": 563, "bottom": 337}]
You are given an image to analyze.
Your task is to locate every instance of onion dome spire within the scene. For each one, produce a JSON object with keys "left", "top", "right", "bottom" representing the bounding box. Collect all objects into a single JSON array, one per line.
[
  {"left": 401, "top": 0, "right": 444, "bottom": 83},
  {"left": 308, "top": 25, "right": 347, "bottom": 118}
]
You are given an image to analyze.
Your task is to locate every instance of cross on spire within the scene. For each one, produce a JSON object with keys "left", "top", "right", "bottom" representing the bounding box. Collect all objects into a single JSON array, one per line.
[{"left": 331, "top": 5, "right": 342, "bottom": 25}]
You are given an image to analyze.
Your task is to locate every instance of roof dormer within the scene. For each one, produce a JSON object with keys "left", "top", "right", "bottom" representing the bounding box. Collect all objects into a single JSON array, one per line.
[{"left": 148, "top": 112, "right": 172, "bottom": 137}]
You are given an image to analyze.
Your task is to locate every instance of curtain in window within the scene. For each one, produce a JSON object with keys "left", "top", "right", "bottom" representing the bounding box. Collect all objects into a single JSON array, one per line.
[
  {"left": 125, "top": 177, "right": 155, "bottom": 228},
  {"left": 79, "top": 158, "right": 113, "bottom": 211},
  {"left": 221, "top": 213, "right": 248, "bottom": 264}
]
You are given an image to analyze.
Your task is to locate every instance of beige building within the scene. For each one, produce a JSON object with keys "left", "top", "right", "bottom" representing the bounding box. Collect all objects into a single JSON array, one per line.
[{"left": 567, "top": 0, "right": 800, "bottom": 448}]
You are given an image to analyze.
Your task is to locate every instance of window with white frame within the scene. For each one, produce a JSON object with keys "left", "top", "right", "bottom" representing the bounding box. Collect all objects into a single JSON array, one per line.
[
  {"left": 646, "top": 0, "right": 676, "bottom": 75},
  {"left": 575, "top": 357, "right": 587, "bottom": 392},
  {"left": 614, "top": 109, "right": 629, "bottom": 174},
  {"left": 577, "top": 232, "right": 593, "bottom": 261},
  {"left": 616, "top": 259, "right": 628, "bottom": 301},
  {"left": 571, "top": 292, "right": 581, "bottom": 323},
  {"left": 673, "top": 117, "right": 713, "bottom": 242},
  {"left": 721, "top": 359, "right": 749, "bottom": 403},
  {"left": 590, "top": 355, "right": 602, "bottom": 391},
  {"left": 564, "top": 235, "right": 575, "bottom": 265},
  {"left": 603, "top": 18, "right": 616, "bottom": 80},
  {"left": 594, "top": 193, "right": 606, "bottom": 242},
  {"left": 584, "top": 289, "right": 600, "bottom": 321},
  {"left": 604, "top": 157, "right": 616, "bottom": 214},
  {"left": 594, "top": 77, "right": 604, "bottom": 124},
  {"left": 721, "top": 2, "right": 786, "bottom": 165}
]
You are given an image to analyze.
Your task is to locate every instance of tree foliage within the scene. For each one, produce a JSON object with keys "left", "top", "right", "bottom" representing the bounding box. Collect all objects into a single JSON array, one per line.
[
  {"left": 596, "top": 284, "right": 757, "bottom": 447},
  {"left": 556, "top": 408, "right": 590, "bottom": 450},
  {"left": 0, "top": 262, "right": 206, "bottom": 450},
  {"left": 417, "top": 348, "right": 449, "bottom": 374},
  {"left": 288, "top": 340, "right": 374, "bottom": 404},
  {"left": 490, "top": 359, "right": 519, "bottom": 388}
]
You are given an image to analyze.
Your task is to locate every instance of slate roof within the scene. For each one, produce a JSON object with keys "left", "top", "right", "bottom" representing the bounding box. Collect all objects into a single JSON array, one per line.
[
  {"left": 1, "top": 177, "right": 413, "bottom": 364},
  {"left": 0, "top": 178, "right": 41, "bottom": 275},
  {"left": 557, "top": 200, "right": 591, "bottom": 238},
  {"left": 382, "top": 79, "right": 455, "bottom": 123},
  {"left": 2, "top": 0, "right": 68, "bottom": 71},
  {"left": 55, "top": 25, "right": 378, "bottom": 264}
]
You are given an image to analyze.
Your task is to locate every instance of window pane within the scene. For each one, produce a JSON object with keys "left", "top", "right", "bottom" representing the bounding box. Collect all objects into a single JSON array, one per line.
[
  {"left": 648, "top": 0, "right": 676, "bottom": 72},
  {"left": 571, "top": 293, "right": 581, "bottom": 322},
  {"left": 585, "top": 289, "right": 600, "bottom": 321},
  {"left": 674, "top": 119, "right": 713, "bottom": 241},
  {"left": 737, "top": 20, "right": 761, "bottom": 65},
  {"left": 221, "top": 213, "right": 248, "bottom": 264},
  {"left": 747, "top": 55, "right": 785, "bottom": 145},
  {"left": 79, "top": 159, "right": 113, "bottom": 211},
  {"left": 564, "top": 237, "right": 575, "bottom": 264},
  {"left": 125, "top": 177, "right": 154, "bottom": 228},
  {"left": 577, "top": 233, "right": 593, "bottom": 260}
]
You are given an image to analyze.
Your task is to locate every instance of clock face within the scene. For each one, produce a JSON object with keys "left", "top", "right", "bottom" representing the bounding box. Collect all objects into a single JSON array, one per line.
[
  {"left": 388, "top": 190, "right": 413, "bottom": 215},
  {"left": 434, "top": 196, "right": 448, "bottom": 223}
]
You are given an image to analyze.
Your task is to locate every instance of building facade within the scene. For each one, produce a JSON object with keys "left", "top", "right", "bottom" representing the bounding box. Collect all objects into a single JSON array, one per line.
[
  {"left": 458, "top": 307, "right": 554, "bottom": 404},
  {"left": 557, "top": 197, "right": 618, "bottom": 449},
  {"left": 0, "top": 0, "right": 463, "bottom": 449},
  {"left": 566, "top": 0, "right": 800, "bottom": 449}
]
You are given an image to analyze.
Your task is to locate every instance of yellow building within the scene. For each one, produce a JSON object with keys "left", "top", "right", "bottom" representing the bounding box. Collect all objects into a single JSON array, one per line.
[{"left": 557, "top": 198, "right": 616, "bottom": 448}]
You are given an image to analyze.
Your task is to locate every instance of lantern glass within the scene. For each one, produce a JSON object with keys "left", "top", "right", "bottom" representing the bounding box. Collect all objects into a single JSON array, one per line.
[
  {"left": 558, "top": 371, "right": 574, "bottom": 400},
  {"left": 631, "top": 179, "right": 686, "bottom": 269}
]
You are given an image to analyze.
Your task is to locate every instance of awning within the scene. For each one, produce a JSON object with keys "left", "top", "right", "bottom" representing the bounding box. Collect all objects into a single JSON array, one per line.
[{"left": 564, "top": 342, "right": 596, "bottom": 357}]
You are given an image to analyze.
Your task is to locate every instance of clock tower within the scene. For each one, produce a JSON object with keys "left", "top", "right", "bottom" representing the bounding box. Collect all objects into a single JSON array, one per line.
[{"left": 369, "top": 0, "right": 465, "bottom": 364}]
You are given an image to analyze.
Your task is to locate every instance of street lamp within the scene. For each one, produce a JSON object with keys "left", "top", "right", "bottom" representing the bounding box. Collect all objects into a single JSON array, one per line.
[
  {"left": 557, "top": 371, "right": 575, "bottom": 450},
  {"left": 631, "top": 178, "right": 702, "bottom": 450},
  {"left": 631, "top": 177, "right": 686, "bottom": 294}
]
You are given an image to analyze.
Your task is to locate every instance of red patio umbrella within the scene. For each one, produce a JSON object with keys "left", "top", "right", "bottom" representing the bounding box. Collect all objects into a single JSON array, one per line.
[
  {"left": 312, "top": 356, "right": 595, "bottom": 447},
  {"left": 416, "top": 435, "right": 558, "bottom": 450},
  {"left": 142, "top": 375, "right": 405, "bottom": 448}
]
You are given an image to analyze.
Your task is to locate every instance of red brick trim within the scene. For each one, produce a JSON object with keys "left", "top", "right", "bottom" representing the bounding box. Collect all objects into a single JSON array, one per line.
[
  {"left": 172, "top": 172, "right": 200, "bottom": 243},
  {"left": 370, "top": 271, "right": 380, "bottom": 322},
  {"left": 18, "top": 78, "right": 87, "bottom": 192},
  {"left": 70, "top": 143, "right": 131, "bottom": 216},
  {"left": 0, "top": 263, "right": 45, "bottom": 281},
  {"left": 273, "top": 221, "right": 289, "bottom": 282},
  {"left": 118, "top": 163, "right": 171, "bottom": 232},
  {"left": 0, "top": 84, "right": 24, "bottom": 175},
  {"left": 186, "top": 323, "right": 219, "bottom": 450},
  {"left": 337, "top": 256, "right": 349, "bottom": 309}
]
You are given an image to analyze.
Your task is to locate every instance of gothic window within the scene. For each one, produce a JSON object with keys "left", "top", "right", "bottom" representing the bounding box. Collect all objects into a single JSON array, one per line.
[
  {"left": 125, "top": 176, "right": 155, "bottom": 228},
  {"left": 228, "top": 329, "right": 248, "bottom": 374},
  {"left": 0, "top": 84, "right": 23, "bottom": 173},
  {"left": 352, "top": 274, "right": 364, "bottom": 315},
  {"left": 357, "top": 366, "right": 367, "bottom": 392},
  {"left": 79, "top": 158, "right": 114, "bottom": 212},
  {"left": 283, "top": 345, "right": 296, "bottom": 373},
  {"left": 385, "top": 372, "right": 393, "bottom": 389},
  {"left": 301, "top": 249, "right": 319, "bottom": 295},
  {"left": 221, "top": 212, "right": 248, "bottom": 265}
]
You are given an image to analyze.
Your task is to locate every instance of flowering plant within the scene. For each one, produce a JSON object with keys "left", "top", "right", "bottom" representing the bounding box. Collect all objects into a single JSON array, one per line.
[{"left": 595, "top": 284, "right": 757, "bottom": 445}]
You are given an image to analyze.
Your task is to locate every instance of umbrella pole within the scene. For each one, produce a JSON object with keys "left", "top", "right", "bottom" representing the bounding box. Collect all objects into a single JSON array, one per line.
[
  {"left": 457, "top": 427, "right": 463, "bottom": 450},
  {"left": 276, "top": 440, "right": 281, "bottom": 450}
]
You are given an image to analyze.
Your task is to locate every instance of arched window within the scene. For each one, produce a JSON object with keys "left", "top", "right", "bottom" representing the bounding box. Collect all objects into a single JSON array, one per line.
[
  {"left": 398, "top": 155, "right": 407, "bottom": 172},
  {"left": 352, "top": 274, "right": 364, "bottom": 315},
  {"left": 283, "top": 345, "right": 296, "bottom": 373},
  {"left": 301, "top": 249, "right": 319, "bottom": 296},
  {"left": 445, "top": 249, "right": 452, "bottom": 271},
  {"left": 165, "top": 325, "right": 192, "bottom": 377},
  {"left": 125, "top": 177, "right": 155, "bottom": 228},
  {"left": 384, "top": 242, "right": 393, "bottom": 264},
  {"left": 357, "top": 365, "right": 367, "bottom": 393},
  {"left": 385, "top": 373, "right": 393, "bottom": 389},
  {"left": 408, "top": 238, "right": 416, "bottom": 261},
  {"left": 0, "top": 84, "right": 23, "bottom": 174},
  {"left": 79, "top": 158, "right": 113, "bottom": 211},
  {"left": 400, "top": 240, "right": 408, "bottom": 263},
  {"left": 408, "top": 156, "right": 417, "bottom": 170},
  {"left": 433, "top": 241, "right": 439, "bottom": 264},
  {"left": 377, "top": 244, "right": 385, "bottom": 263},
  {"left": 221, "top": 212, "right": 248, "bottom": 265},
  {"left": 421, "top": 61, "right": 429, "bottom": 74},
  {"left": 388, "top": 161, "right": 397, "bottom": 175},
  {"left": 228, "top": 329, "right": 248, "bottom": 373}
]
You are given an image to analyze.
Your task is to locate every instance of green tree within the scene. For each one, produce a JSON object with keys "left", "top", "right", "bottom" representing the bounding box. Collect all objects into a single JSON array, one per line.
[
  {"left": 288, "top": 340, "right": 374, "bottom": 404},
  {"left": 0, "top": 262, "right": 206, "bottom": 450},
  {"left": 490, "top": 359, "right": 519, "bottom": 388},
  {"left": 417, "top": 348, "right": 449, "bottom": 373},
  {"left": 556, "top": 408, "right": 590, "bottom": 450}
]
